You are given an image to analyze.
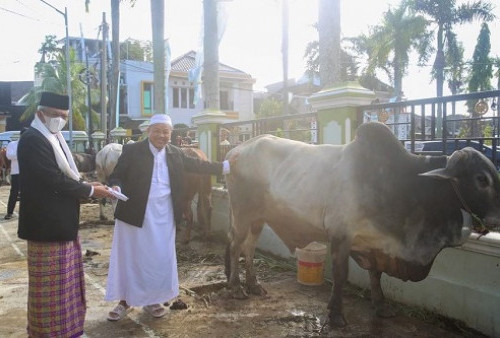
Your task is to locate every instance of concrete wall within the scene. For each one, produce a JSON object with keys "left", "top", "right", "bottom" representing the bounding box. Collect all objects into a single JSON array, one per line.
[{"left": 209, "top": 188, "right": 500, "bottom": 337}]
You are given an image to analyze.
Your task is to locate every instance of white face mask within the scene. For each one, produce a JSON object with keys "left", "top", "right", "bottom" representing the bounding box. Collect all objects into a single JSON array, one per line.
[{"left": 44, "top": 115, "right": 67, "bottom": 134}]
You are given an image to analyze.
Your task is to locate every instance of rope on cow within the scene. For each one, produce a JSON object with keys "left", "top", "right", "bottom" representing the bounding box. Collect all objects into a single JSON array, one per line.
[{"left": 450, "top": 180, "right": 489, "bottom": 237}]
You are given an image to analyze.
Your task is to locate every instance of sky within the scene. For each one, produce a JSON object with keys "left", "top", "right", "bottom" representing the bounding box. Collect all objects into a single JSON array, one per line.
[{"left": 1, "top": 0, "right": 499, "bottom": 99}]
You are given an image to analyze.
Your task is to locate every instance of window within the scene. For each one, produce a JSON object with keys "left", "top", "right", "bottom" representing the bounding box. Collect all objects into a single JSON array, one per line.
[
  {"left": 189, "top": 88, "right": 195, "bottom": 108},
  {"left": 172, "top": 86, "right": 195, "bottom": 109},
  {"left": 142, "top": 82, "right": 154, "bottom": 115},
  {"left": 181, "top": 88, "right": 187, "bottom": 108},
  {"left": 239, "top": 134, "right": 250, "bottom": 142},
  {"left": 219, "top": 89, "right": 234, "bottom": 110},
  {"left": 173, "top": 88, "right": 179, "bottom": 108},
  {"left": 220, "top": 91, "right": 229, "bottom": 110}
]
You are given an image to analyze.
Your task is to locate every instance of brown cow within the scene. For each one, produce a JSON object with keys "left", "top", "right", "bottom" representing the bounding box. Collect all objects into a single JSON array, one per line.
[{"left": 181, "top": 147, "right": 212, "bottom": 244}]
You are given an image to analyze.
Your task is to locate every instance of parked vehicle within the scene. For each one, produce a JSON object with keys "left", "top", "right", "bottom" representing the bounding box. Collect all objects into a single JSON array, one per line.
[
  {"left": 0, "top": 130, "right": 89, "bottom": 152},
  {"left": 405, "top": 140, "right": 500, "bottom": 169}
]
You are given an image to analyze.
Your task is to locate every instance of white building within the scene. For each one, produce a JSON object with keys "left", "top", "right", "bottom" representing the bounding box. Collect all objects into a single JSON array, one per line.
[{"left": 121, "top": 51, "right": 255, "bottom": 129}]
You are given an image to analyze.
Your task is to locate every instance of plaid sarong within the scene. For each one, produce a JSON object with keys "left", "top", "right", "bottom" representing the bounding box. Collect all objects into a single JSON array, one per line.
[{"left": 27, "top": 239, "right": 86, "bottom": 337}]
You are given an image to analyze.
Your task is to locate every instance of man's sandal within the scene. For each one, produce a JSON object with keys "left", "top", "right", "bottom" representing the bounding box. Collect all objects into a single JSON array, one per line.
[
  {"left": 107, "top": 304, "right": 131, "bottom": 321},
  {"left": 143, "top": 304, "right": 167, "bottom": 318}
]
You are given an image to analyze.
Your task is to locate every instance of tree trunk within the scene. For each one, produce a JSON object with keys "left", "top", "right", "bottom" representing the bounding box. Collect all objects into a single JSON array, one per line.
[
  {"left": 282, "top": 0, "right": 289, "bottom": 115},
  {"left": 318, "top": 0, "right": 341, "bottom": 88},
  {"left": 203, "top": 0, "right": 220, "bottom": 110},
  {"left": 110, "top": 0, "right": 120, "bottom": 129},
  {"left": 151, "top": 0, "right": 166, "bottom": 115}
]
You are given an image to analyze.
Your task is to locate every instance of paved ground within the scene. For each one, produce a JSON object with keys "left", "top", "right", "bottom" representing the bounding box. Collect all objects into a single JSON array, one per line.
[{"left": 0, "top": 185, "right": 485, "bottom": 337}]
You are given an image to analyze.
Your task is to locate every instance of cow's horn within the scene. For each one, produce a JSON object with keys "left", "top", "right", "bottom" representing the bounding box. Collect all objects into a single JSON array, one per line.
[{"left": 419, "top": 167, "right": 455, "bottom": 180}]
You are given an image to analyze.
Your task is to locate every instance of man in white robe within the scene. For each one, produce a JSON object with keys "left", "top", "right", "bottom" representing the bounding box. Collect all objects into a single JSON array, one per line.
[{"left": 105, "top": 114, "right": 230, "bottom": 320}]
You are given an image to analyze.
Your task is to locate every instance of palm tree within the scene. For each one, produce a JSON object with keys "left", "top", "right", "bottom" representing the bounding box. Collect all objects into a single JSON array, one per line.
[
  {"left": 203, "top": 0, "right": 220, "bottom": 110},
  {"left": 407, "top": 0, "right": 495, "bottom": 97},
  {"left": 444, "top": 31, "right": 465, "bottom": 95},
  {"left": 20, "top": 49, "right": 96, "bottom": 131},
  {"left": 348, "top": 3, "right": 432, "bottom": 99},
  {"left": 304, "top": 23, "right": 358, "bottom": 82}
]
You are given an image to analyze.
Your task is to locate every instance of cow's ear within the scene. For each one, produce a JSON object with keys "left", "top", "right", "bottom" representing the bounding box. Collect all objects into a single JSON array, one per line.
[{"left": 419, "top": 168, "right": 456, "bottom": 180}]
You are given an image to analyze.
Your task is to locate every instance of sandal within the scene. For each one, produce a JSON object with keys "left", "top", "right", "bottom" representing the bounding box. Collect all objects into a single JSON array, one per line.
[
  {"left": 107, "top": 304, "right": 131, "bottom": 321},
  {"left": 143, "top": 304, "right": 166, "bottom": 318}
]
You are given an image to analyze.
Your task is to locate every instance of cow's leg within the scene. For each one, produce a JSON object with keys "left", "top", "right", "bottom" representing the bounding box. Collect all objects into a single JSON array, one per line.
[
  {"left": 99, "top": 198, "right": 107, "bottom": 220},
  {"left": 369, "top": 269, "right": 396, "bottom": 318},
  {"left": 243, "top": 221, "right": 266, "bottom": 296},
  {"left": 197, "top": 193, "right": 212, "bottom": 239},
  {"left": 327, "top": 237, "right": 350, "bottom": 327},
  {"left": 182, "top": 203, "right": 194, "bottom": 244},
  {"left": 226, "top": 212, "right": 251, "bottom": 299}
]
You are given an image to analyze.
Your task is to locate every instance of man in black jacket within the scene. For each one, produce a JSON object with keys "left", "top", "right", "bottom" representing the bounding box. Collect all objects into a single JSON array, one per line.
[
  {"left": 17, "top": 92, "right": 113, "bottom": 337},
  {"left": 105, "top": 114, "right": 231, "bottom": 320}
]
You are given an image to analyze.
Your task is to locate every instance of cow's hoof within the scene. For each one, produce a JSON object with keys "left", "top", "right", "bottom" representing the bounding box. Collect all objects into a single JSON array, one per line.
[
  {"left": 328, "top": 312, "right": 347, "bottom": 328},
  {"left": 230, "top": 286, "right": 248, "bottom": 299},
  {"left": 374, "top": 302, "right": 396, "bottom": 318},
  {"left": 246, "top": 284, "right": 267, "bottom": 296}
]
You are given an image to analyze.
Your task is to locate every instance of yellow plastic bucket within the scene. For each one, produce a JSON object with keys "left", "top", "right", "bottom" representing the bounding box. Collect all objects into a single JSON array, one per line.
[{"left": 295, "top": 242, "right": 327, "bottom": 286}]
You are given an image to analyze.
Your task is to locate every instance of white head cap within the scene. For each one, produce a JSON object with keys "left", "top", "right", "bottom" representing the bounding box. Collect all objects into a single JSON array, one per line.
[{"left": 149, "top": 114, "right": 173, "bottom": 127}]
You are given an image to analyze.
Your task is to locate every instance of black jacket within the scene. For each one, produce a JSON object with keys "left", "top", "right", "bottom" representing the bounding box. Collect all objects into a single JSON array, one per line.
[
  {"left": 17, "top": 127, "right": 91, "bottom": 241},
  {"left": 109, "top": 139, "right": 222, "bottom": 227}
]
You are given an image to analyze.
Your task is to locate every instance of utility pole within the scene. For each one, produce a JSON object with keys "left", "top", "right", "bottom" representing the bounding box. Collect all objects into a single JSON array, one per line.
[
  {"left": 79, "top": 24, "right": 94, "bottom": 153},
  {"left": 100, "top": 12, "right": 108, "bottom": 139}
]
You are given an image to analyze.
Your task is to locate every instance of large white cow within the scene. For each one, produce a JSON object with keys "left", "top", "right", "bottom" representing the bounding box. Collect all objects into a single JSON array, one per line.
[
  {"left": 224, "top": 122, "right": 500, "bottom": 327},
  {"left": 95, "top": 143, "right": 123, "bottom": 220}
]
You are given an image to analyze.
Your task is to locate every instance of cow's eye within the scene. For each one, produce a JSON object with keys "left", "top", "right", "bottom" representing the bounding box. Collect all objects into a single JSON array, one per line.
[{"left": 475, "top": 173, "right": 490, "bottom": 188}]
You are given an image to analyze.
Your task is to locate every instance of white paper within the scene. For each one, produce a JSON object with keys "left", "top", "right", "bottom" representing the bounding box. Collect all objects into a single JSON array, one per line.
[{"left": 108, "top": 188, "right": 129, "bottom": 201}]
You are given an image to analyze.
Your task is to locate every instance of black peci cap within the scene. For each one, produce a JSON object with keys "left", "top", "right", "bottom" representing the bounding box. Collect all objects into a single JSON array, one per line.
[{"left": 39, "top": 92, "right": 69, "bottom": 110}]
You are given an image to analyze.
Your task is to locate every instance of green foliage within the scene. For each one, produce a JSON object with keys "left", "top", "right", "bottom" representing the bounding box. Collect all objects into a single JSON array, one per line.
[
  {"left": 347, "top": 2, "right": 432, "bottom": 98},
  {"left": 444, "top": 31, "right": 465, "bottom": 94},
  {"left": 467, "top": 23, "right": 493, "bottom": 115},
  {"left": 407, "top": 0, "right": 495, "bottom": 96},
  {"left": 483, "top": 124, "right": 493, "bottom": 145},
  {"left": 120, "top": 38, "right": 153, "bottom": 61},
  {"left": 257, "top": 98, "right": 283, "bottom": 118},
  {"left": 174, "top": 123, "right": 189, "bottom": 130},
  {"left": 21, "top": 48, "right": 99, "bottom": 131},
  {"left": 304, "top": 23, "right": 357, "bottom": 83},
  {"left": 468, "top": 23, "right": 493, "bottom": 93},
  {"left": 37, "top": 35, "right": 60, "bottom": 64}
]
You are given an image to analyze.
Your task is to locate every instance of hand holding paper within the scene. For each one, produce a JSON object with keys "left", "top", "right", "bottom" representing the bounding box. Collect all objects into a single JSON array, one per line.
[{"left": 107, "top": 187, "right": 129, "bottom": 201}]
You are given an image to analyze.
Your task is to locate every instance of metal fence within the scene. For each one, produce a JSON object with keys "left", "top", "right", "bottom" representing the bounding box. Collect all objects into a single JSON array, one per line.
[
  {"left": 358, "top": 90, "right": 500, "bottom": 168},
  {"left": 216, "top": 112, "right": 318, "bottom": 162},
  {"left": 191, "top": 90, "right": 500, "bottom": 171}
]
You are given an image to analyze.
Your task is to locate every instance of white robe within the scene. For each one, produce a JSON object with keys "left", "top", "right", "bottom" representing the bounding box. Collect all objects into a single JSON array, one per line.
[{"left": 105, "top": 145, "right": 179, "bottom": 306}]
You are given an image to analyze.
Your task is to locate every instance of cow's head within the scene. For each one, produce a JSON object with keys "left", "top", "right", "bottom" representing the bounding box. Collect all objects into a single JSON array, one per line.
[{"left": 420, "top": 147, "right": 500, "bottom": 228}]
